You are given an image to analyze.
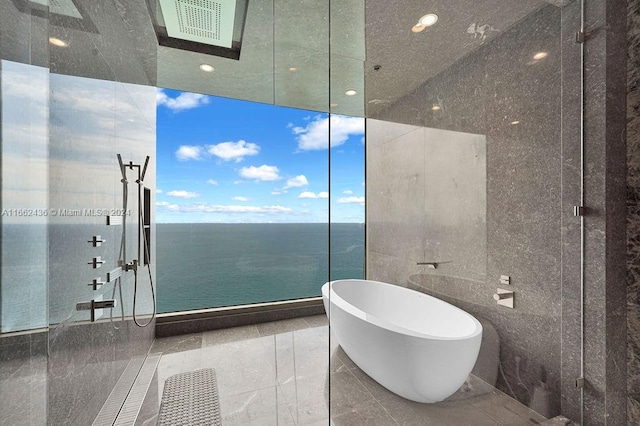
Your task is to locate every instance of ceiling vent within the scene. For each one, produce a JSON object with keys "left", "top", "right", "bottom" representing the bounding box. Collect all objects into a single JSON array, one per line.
[{"left": 158, "top": 0, "right": 237, "bottom": 49}]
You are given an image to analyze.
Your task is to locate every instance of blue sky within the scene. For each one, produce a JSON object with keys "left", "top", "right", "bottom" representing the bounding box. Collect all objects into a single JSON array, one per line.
[{"left": 156, "top": 89, "right": 365, "bottom": 223}]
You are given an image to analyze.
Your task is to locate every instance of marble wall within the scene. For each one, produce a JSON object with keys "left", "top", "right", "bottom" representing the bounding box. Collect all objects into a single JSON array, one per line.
[
  {"left": 367, "top": 1, "right": 629, "bottom": 424},
  {"left": 628, "top": 0, "right": 640, "bottom": 423}
]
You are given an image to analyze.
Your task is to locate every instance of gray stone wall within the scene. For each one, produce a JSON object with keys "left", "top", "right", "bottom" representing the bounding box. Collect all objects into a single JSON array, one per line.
[{"left": 628, "top": 0, "right": 640, "bottom": 423}]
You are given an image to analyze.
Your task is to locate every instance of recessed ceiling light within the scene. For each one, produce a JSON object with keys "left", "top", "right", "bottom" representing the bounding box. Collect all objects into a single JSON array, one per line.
[
  {"left": 411, "top": 23, "right": 425, "bottom": 33},
  {"left": 419, "top": 14, "right": 439, "bottom": 27},
  {"left": 533, "top": 52, "right": 548, "bottom": 60},
  {"left": 289, "top": 67, "right": 297, "bottom": 72},
  {"left": 432, "top": 105, "right": 441, "bottom": 111},
  {"left": 345, "top": 90, "right": 357, "bottom": 96},
  {"left": 49, "top": 37, "right": 67, "bottom": 47},
  {"left": 199, "top": 64, "right": 215, "bottom": 72},
  {"left": 511, "top": 120, "right": 520, "bottom": 125}
]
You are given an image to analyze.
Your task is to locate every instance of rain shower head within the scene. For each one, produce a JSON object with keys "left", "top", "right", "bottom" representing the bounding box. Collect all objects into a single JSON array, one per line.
[
  {"left": 149, "top": 0, "right": 248, "bottom": 60},
  {"left": 158, "top": 0, "right": 237, "bottom": 48}
]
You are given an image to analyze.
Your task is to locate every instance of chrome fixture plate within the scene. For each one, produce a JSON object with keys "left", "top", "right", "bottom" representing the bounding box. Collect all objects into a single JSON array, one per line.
[
  {"left": 494, "top": 288, "right": 514, "bottom": 308},
  {"left": 107, "top": 267, "right": 123, "bottom": 282},
  {"left": 76, "top": 299, "right": 117, "bottom": 322},
  {"left": 107, "top": 215, "right": 123, "bottom": 226}
]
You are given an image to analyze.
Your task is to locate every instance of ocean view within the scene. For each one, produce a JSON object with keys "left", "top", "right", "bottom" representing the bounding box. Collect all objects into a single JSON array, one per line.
[
  {"left": 156, "top": 223, "right": 365, "bottom": 313},
  {"left": 0, "top": 223, "right": 363, "bottom": 332}
]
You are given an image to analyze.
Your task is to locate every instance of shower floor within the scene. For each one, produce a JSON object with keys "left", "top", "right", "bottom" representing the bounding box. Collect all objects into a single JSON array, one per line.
[{"left": 141, "top": 315, "right": 546, "bottom": 425}]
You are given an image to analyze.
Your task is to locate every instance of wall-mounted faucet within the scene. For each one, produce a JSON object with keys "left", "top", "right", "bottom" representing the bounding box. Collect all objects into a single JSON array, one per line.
[
  {"left": 417, "top": 260, "right": 453, "bottom": 269},
  {"left": 76, "top": 299, "right": 117, "bottom": 322}
]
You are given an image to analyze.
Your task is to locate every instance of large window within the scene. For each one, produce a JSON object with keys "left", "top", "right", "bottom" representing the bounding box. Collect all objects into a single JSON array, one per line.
[{"left": 156, "top": 90, "right": 364, "bottom": 313}]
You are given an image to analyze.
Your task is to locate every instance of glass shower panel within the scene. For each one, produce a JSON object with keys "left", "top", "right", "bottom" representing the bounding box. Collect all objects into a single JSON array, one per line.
[
  {"left": 348, "top": 1, "right": 582, "bottom": 424},
  {"left": 45, "top": 1, "right": 158, "bottom": 424},
  {"left": 0, "top": 1, "right": 49, "bottom": 424},
  {"left": 155, "top": 0, "right": 332, "bottom": 315},
  {"left": 327, "top": 0, "right": 366, "bottom": 423}
]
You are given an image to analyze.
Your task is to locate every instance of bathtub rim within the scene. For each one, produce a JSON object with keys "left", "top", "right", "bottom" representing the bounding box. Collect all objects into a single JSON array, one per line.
[{"left": 322, "top": 279, "right": 482, "bottom": 341}]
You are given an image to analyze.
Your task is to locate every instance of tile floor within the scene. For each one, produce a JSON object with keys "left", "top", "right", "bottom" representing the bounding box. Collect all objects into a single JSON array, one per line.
[{"left": 145, "top": 315, "right": 547, "bottom": 425}]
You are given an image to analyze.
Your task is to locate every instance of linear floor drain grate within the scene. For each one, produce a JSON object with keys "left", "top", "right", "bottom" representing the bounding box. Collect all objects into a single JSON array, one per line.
[
  {"left": 92, "top": 356, "right": 146, "bottom": 426},
  {"left": 114, "top": 353, "right": 161, "bottom": 425},
  {"left": 158, "top": 368, "right": 222, "bottom": 425}
]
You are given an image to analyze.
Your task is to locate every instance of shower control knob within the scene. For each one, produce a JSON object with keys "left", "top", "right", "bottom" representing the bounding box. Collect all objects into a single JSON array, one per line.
[
  {"left": 88, "top": 256, "right": 106, "bottom": 269},
  {"left": 88, "top": 278, "right": 105, "bottom": 290},
  {"left": 88, "top": 235, "right": 106, "bottom": 247}
]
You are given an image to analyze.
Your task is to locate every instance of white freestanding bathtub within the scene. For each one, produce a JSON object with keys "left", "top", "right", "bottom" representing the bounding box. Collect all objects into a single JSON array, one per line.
[{"left": 322, "top": 279, "right": 483, "bottom": 403}]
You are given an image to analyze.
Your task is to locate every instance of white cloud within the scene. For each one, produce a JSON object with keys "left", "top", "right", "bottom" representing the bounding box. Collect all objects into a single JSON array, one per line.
[
  {"left": 207, "top": 140, "right": 260, "bottom": 162},
  {"left": 176, "top": 145, "right": 203, "bottom": 161},
  {"left": 174, "top": 204, "right": 293, "bottom": 214},
  {"left": 157, "top": 89, "right": 210, "bottom": 112},
  {"left": 239, "top": 165, "right": 280, "bottom": 181},
  {"left": 233, "top": 196, "right": 249, "bottom": 202},
  {"left": 343, "top": 189, "right": 353, "bottom": 194},
  {"left": 283, "top": 175, "right": 309, "bottom": 190},
  {"left": 167, "top": 190, "right": 200, "bottom": 199},
  {"left": 292, "top": 115, "right": 365, "bottom": 151},
  {"left": 338, "top": 196, "right": 365, "bottom": 205},
  {"left": 156, "top": 189, "right": 163, "bottom": 194},
  {"left": 271, "top": 191, "right": 282, "bottom": 195},
  {"left": 156, "top": 201, "right": 180, "bottom": 210},
  {"left": 207, "top": 179, "right": 219, "bottom": 185},
  {"left": 299, "top": 191, "right": 329, "bottom": 199}
]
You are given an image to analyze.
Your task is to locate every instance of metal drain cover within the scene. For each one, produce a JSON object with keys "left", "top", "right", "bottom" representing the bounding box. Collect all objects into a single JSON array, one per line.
[{"left": 158, "top": 368, "right": 222, "bottom": 426}]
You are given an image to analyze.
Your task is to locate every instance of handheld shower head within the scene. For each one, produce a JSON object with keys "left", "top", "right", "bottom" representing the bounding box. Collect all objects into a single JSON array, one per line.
[
  {"left": 140, "top": 156, "right": 150, "bottom": 183},
  {"left": 116, "top": 154, "right": 128, "bottom": 183}
]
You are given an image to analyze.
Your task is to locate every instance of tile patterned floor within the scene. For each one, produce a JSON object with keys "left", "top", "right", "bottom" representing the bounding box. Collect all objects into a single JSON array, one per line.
[{"left": 145, "top": 315, "right": 547, "bottom": 425}]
